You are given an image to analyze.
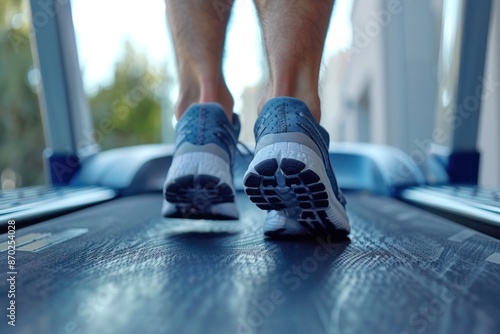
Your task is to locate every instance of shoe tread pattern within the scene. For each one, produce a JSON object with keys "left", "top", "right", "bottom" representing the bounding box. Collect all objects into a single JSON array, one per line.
[{"left": 244, "top": 158, "right": 348, "bottom": 236}]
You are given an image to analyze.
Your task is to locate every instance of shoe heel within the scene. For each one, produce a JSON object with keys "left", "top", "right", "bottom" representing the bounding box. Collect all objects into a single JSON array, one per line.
[
  {"left": 243, "top": 142, "right": 350, "bottom": 234},
  {"left": 162, "top": 151, "right": 239, "bottom": 219}
]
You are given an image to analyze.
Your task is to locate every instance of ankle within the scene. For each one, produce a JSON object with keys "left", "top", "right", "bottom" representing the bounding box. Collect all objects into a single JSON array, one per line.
[
  {"left": 201, "top": 79, "right": 234, "bottom": 121},
  {"left": 175, "top": 76, "right": 234, "bottom": 121}
]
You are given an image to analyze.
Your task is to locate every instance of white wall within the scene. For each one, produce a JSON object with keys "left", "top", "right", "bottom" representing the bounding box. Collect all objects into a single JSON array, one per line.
[
  {"left": 339, "top": 0, "right": 440, "bottom": 156},
  {"left": 478, "top": 0, "right": 500, "bottom": 188}
]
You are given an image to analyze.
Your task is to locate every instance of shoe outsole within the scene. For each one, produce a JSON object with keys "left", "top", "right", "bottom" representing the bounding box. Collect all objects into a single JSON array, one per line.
[
  {"left": 164, "top": 174, "right": 236, "bottom": 220},
  {"left": 244, "top": 158, "right": 349, "bottom": 237}
]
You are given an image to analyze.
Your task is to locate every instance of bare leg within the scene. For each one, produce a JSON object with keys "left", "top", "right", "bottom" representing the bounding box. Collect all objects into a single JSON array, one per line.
[
  {"left": 253, "top": 0, "right": 334, "bottom": 121},
  {"left": 165, "top": 0, "right": 235, "bottom": 121}
]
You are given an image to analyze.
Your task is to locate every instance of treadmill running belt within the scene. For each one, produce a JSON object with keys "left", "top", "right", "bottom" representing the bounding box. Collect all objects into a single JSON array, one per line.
[{"left": 1, "top": 194, "right": 499, "bottom": 334}]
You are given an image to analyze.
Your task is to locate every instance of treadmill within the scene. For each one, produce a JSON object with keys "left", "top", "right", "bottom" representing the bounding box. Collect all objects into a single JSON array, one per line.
[{"left": 1, "top": 0, "right": 499, "bottom": 333}]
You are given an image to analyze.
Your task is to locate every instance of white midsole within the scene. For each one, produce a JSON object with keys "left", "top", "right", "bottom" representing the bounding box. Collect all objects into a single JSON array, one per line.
[
  {"left": 246, "top": 141, "right": 350, "bottom": 232},
  {"left": 162, "top": 151, "right": 239, "bottom": 219},
  {"left": 164, "top": 151, "right": 234, "bottom": 190}
]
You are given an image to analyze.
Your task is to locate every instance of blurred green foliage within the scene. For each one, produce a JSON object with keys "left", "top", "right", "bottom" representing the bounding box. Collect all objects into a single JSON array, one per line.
[
  {"left": 0, "top": 1, "right": 172, "bottom": 189},
  {"left": 0, "top": 0, "right": 44, "bottom": 188},
  {"left": 88, "top": 40, "right": 171, "bottom": 150}
]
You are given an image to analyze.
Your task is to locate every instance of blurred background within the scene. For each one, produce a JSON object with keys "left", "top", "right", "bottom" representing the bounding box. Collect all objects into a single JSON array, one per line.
[{"left": 1, "top": 0, "right": 499, "bottom": 190}]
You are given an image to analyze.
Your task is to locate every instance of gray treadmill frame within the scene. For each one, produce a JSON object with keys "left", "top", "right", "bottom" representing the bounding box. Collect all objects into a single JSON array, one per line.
[
  {"left": 432, "top": 0, "right": 493, "bottom": 183},
  {"left": 29, "top": 0, "right": 98, "bottom": 184}
]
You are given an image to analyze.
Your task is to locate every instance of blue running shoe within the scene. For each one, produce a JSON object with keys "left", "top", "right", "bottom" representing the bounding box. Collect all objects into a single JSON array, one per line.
[
  {"left": 162, "top": 103, "right": 240, "bottom": 220},
  {"left": 262, "top": 210, "right": 311, "bottom": 236},
  {"left": 243, "top": 97, "right": 350, "bottom": 237}
]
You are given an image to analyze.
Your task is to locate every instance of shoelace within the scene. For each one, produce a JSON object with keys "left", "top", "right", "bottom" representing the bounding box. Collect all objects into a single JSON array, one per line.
[{"left": 235, "top": 141, "right": 254, "bottom": 165}]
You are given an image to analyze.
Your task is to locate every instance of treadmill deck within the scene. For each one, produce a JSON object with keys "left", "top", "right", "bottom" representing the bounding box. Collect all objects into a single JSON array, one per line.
[{"left": 1, "top": 193, "right": 500, "bottom": 334}]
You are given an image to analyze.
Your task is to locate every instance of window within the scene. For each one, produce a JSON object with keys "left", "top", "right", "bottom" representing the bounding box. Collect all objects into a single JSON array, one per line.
[
  {"left": 72, "top": 0, "right": 173, "bottom": 149},
  {"left": 0, "top": 0, "right": 45, "bottom": 189}
]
